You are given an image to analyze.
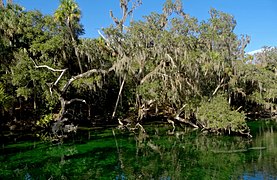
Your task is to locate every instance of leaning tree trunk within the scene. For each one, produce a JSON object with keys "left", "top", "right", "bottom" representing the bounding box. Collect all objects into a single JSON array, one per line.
[
  {"left": 68, "top": 23, "right": 83, "bottom": 74},
  {"left": 32, "top": 59, "right": 114, "bottom": 138}
]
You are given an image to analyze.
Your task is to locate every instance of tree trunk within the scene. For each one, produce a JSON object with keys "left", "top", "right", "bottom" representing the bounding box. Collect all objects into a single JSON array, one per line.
[
  {"left": 74, "top": 44, "right": 83, "bottom": 73},
  {"left": 68, "top": 25, "right": 83, "bottom": 74},
  {"left": 112, "top": 74, "right": 126, "bottom": 118}
]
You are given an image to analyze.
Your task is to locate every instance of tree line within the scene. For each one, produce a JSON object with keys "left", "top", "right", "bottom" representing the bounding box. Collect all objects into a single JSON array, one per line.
[{"left": 0, "top": 0, "right": 277, "bottom": 137}]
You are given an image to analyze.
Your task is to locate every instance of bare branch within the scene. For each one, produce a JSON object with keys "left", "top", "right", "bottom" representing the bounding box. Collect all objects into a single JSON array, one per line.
[
  {"left": 32, "top": 59, "right": 68, "bottom": 96},
  {"left": 174, "top": 0, "right": 188, "bottom": 19},
  {"left": 135, "top": 122, "right": 146, "bottom": 133},
  {"left": 110, "top": 0, "right": 142, "bottom": 30},
  {"left": 173, "top": 104, "right": 199, "bottom": 129},
  {"left": 35, "top": 65, "right": 66, "bottom": 72},
  {"left": 110, "top": 10, "right": 120, "bottom": 26},
  {"left": 112, "top": 74, "right": 126, "bottom": 118},
  {"left": 129, "top": 0, "right": 142, "bottom": 16},
  {"left": 175, "top": 104, "right": 187, "bottom": 117},
  {"left": 121, "top": 1, "right": 128, "bottom": 25},
  {"left": 174, "top": 115, "right": 198, "bottom": 129},
  {"left": 54, "top": 69, "right": 67, "bottom": 86},
  {"left": 65, "top": 98, "right": 86, "bottom": 105},
  {"left": 236, "top": 106, "right": 242, "bottom": 112},
  {"left": 98, "top": 30, "right": 109, "bottom": 43},
  {"left": 166, "top": 53, "right": 177, "bottom": 68},
  {"left": 209, "top": 77, "right": 225, "bottom": 98},
  {"left": 32, "top": 60, "right": 67, "bottom": 72},
  {"left": 61, "top": 68, "right": 110, "bottom": 93}
]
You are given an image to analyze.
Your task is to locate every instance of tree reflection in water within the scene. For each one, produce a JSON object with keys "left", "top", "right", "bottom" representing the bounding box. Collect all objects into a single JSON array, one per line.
[{"left": 1, "top": 121, "right": 277, "bottom": 179}]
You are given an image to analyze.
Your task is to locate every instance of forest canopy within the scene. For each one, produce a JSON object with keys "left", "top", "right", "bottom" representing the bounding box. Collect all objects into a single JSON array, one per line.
[{"left": 1, "top": 0, "right": 277, "bottom": 137}]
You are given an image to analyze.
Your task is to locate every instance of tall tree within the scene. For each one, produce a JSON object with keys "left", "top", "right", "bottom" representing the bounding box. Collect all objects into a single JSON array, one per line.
[
  {"left": 54, "top": 0, "right": 84, "bottom": 73},
  {"left": 108, "top": 0, "right": 142, "bottom": 119}
]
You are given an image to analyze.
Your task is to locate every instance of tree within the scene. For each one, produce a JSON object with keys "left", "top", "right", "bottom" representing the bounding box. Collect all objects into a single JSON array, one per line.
[
  {"left": 30, "top": 0, "right": 118, "bottom": 137},
  {"left": 1, "top": 0, "right": 275, "bottom": 137},
  {"left": 54, "top": 0, "right": 84, "bottom": 73},
  {"left": 105, "top": 0, "right": 142, "bottom": 120},
  {"left": 102, "top": 2, "right": 254, "bottom": 135}
]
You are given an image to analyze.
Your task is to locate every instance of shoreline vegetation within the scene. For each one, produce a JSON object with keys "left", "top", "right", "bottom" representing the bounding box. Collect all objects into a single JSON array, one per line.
[{"left": 1, "top": 0, "right": 277, "bottom": 140}]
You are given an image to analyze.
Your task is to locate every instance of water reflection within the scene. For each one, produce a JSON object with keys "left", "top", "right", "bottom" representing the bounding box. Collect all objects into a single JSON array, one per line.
[
  {"left": 0, "top": 121, "right": 277, "bottom": 179},
  {"left": 242, "top": 121, "right": 277, "bottom": 179}
]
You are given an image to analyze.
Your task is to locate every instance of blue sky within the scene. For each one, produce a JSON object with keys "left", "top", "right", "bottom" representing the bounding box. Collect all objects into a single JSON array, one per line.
[{"left": 12, "top": 0, "right": 277, "bottom": 52}]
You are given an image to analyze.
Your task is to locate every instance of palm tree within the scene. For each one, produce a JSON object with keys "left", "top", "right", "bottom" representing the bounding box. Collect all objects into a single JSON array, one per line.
[
  {"left": 54, "top": 0, "right": 81, "bottom": 35},
  {"left": 54, "top": 0, "right": 83, "bottom": 73}
]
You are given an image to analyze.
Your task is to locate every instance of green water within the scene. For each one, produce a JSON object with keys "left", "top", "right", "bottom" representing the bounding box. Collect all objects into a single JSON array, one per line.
[{"left": 1, "top": 121, "right": 277, "bottom": 180}]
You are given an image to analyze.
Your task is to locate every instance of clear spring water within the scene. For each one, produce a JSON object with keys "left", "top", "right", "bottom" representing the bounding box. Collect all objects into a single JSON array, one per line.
[{"left": 1, "top": 120, "right": 277, "bottom": 179}]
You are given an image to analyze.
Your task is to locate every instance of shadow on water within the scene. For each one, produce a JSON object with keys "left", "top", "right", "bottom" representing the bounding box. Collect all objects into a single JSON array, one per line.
[{"left": 1, "top": 120, "right": 277, "bottom": 179}]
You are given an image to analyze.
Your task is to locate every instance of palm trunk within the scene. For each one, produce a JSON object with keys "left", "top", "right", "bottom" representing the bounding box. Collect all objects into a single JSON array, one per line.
[
  {"left": 68, "top": 25, "right": 83, "bottom": 74},
  {"left": 74, "top": 44, "right": 83, "bottom": 73}
]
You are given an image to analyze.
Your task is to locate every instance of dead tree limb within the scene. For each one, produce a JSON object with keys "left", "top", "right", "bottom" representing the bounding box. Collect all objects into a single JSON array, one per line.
[
  {"left": 54, "top": 69, "right": 67, "bottom": 86},
  {"left": 32, "top": 59, "right": 67, "bottom": 96},
  {"left": 112, "top": 74, "right": 126, "bottom": 119},
  {"left": 175, "top": 104, "right": 187, "bottom": 117},
  {"left": 61, "top": 68, "right": 108, "bottom": 93},
  {"left": 33, "top": 64, "right": 67, "bottom": 72},
  {"left": 65, "top": 98, "right": 86, "bottom": 105},
  {"left": 110, "top": 0, "right": 142, "bottom": 30},
  {"left": 98, "top": 30, "right": 109, "bottom": 43},
  {"left": 174, "top": 115, "right": 198, "bottom": 129},
  {"left": 208, "top": 77, "right": 225, "bottom": 101},
  {"left": 212, "top": 77, "right": 225, "bottom": 96},
  {"left": 32, "top": 59, "right": 114, "bottom": 126},
  {"left": 166, "top": 53, "right": 177, "bottom": 68}
]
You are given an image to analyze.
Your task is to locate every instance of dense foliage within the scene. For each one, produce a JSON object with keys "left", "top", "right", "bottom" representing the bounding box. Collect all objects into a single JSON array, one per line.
[{"left": 0, "top": 0, "right": 277, "bottom": 136}]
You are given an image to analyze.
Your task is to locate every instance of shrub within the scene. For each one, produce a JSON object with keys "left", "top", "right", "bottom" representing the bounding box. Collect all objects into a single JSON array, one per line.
[{"left": 196, "top": 95, "right": 247, "bottom": 133}]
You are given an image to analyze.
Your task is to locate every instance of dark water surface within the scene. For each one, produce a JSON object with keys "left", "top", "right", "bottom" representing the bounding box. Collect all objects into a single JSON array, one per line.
[{"left": 1, "top": 120, "right": 277, "bottom": 179}]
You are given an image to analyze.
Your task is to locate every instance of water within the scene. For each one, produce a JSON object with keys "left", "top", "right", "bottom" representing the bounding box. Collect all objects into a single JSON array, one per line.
[{"left": 1, "top": 120, "right": 277, "bottom": 179}]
